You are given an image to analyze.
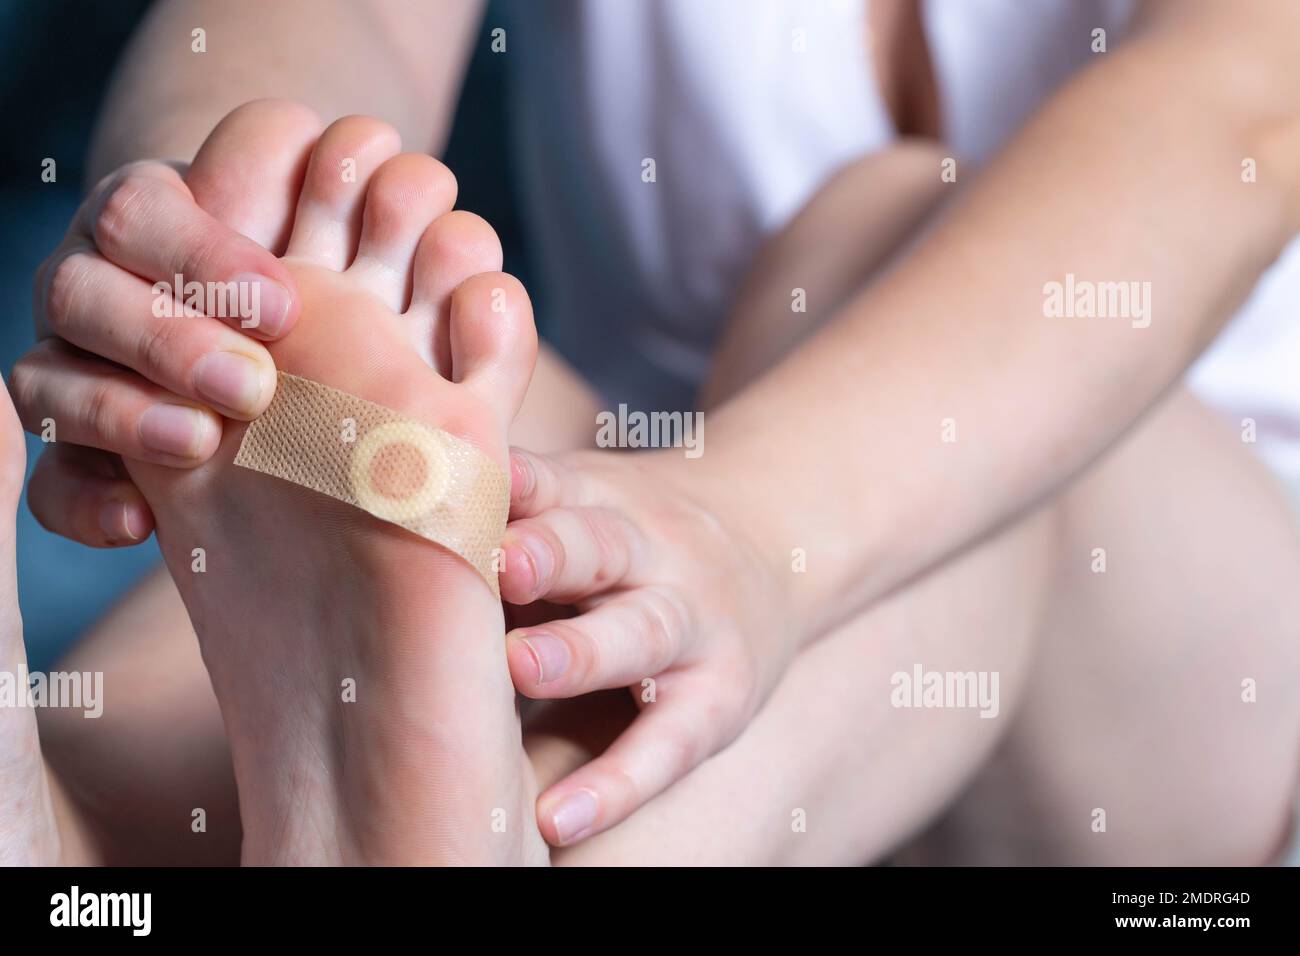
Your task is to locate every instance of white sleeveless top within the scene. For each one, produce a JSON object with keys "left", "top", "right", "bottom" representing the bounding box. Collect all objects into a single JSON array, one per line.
[{"left": 506, "top": 0, "right": 1300, "bottom": 479}]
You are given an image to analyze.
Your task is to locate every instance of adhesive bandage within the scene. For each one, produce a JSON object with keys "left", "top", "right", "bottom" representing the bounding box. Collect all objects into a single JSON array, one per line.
[{"left": 233, "top": 372, "right": 509, "bottom": 595}]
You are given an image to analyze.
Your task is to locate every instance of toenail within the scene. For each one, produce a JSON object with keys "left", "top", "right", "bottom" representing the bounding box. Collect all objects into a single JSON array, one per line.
[
  {"left": 550, "top": 788, "right": 599, "bottom": 844},
  {"left": 518, "top": 535, "right": 554, "bottom": 595},
  {"left": 139, "top": 404, "right": 211, "bottom": 459},
  {"left": 510, "top": 454, "right": 534, "bottom": 501},
  {"left": 231, "top": 273, "right": 292, "bottom": 336},
  {"left": 518, "top": 632, "right": 569, "bottom": 684},
  {"left": 98, "top": 499, "right": 142, "bottom": 543},
  {"left": 194, "top": 351, "right": 272, "bottom": 416}
]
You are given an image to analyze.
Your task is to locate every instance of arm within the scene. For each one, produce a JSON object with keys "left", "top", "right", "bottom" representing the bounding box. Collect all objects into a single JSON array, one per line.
[
  {"left": 697, "top": 0, "right": 1300, "bottom": 639},
  {"left": 500, "top": 0, "right": 1300, "bottom": 842}
]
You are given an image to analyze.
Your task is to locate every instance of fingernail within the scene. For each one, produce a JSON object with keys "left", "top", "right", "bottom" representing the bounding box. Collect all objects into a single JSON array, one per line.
[
  {"left": 139, "top": 404, "right": 210, "bottom": 459},
  {"left": 98, "top": 500, "right": 143, "bottom": 543},
  {"left": 550, "top": 788, "right": 599, "bottom": 844},
  {"left": 194, "top": 351, "right": 270, "bottom": 416},
  {"left": 232, "top": 273, "right": 292, "bottom": 336},
  {"left": 518, "top": 632, "right": 569, "bottom": 684}
]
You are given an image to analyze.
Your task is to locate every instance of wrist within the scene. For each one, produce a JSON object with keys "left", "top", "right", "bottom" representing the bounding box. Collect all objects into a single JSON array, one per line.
[
  {"left": 641, "top": 444, "right": 811, "bottom": 653},
  {"left": 663, "top": 395, "right": 906, "bottom": 648}
]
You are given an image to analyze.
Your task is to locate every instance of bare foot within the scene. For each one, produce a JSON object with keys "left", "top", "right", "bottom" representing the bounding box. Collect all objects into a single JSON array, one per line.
[{"left": 128, "top": 118, "right": 544, "bottom": 865}]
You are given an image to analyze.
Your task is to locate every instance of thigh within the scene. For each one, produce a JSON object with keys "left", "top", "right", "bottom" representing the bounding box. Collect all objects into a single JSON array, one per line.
[
  {"left": 541, "top": 505, "right": 1056, "bottom": 865},
  {"left": 914, "top": 389, "right": 1300, "bottom": 865},
  {"left": 703, "top": 140, "right": 948, "bottom": 407},
  {"left": 548, "top": 387, "right": 1300, "bottom": 866}
]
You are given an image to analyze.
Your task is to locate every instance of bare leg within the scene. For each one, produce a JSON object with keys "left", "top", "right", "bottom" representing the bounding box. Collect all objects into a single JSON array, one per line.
[
  {"left": 544, "top": 506, "right": 1054, "bottom": 864},
  {"left": 550, "top": 390, "right": 1300, "bottom": 866},
  {"left": 701, "top": 138, "right": 947, "bottom": 408},
  {"left": 907, "top": 390, "right": 1300, "bottom": 865},
  {"left": 546, "top": 146, "right": 1300, "bottom": 865}
]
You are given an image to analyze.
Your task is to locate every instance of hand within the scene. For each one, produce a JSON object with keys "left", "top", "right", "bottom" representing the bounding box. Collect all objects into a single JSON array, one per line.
[
  {"left": 9, "top": 99, "right": 322, "bottom": 546},
  {"left": 500, "top": 446, "right": 796, "bottom": 846}
]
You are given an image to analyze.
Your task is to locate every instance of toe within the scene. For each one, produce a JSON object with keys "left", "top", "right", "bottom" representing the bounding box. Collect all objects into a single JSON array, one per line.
[
  {"left": 349, "top": 154, "right": 458, "bottom": 312},
  {"left": 185, "top": 99, "right": 322, "bottom": 253},
  {"left": 448, "top": 272, "right": 537, "bottom": 426},
  {"left": 285, "top": 116, "right": 402, "bottom": 270},
  {"left": 406, "top": 211, "right": 503, "bottom": 373}
]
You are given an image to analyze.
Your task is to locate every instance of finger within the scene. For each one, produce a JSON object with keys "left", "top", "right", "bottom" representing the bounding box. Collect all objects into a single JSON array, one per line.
[
  {"left": 70, "top": 161, "right": 297, "bottom": 338},
  {"left": 499, "top": 506, "right": 643, "bottom": 604},
  {"left": 10, "top": 341, "right": 222, "bottom": 466},
  {"left": 505, "top": 587, "right": 689, "bottom": 698},
  {"left": 185, "top": 98, "right": 322, "bottom": 252},
  {"left": 39, "top": 248, "right": 275, "bottom": 419},
  {"left": 27, "top": 443, "right": 155, "bottom": 547},
  {"left": 536, "top": 691, "right": 732, "bottom": 846},
  {"left": 508, "top": 448, "right": 591, "bottom": 519}
]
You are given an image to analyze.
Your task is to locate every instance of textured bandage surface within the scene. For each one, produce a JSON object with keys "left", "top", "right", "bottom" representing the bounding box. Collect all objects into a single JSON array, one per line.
[{"left": 233, "top": 372, "right": 508, "bottom": 595}]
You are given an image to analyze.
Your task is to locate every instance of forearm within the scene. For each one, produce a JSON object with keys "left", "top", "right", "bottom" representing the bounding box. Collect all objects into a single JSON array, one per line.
[
  {"left": 695, "top": 2, "right": 1300, "bottom": 640},
  {"left": 88, "top": 0, "right": 481, "bottom": 181}
]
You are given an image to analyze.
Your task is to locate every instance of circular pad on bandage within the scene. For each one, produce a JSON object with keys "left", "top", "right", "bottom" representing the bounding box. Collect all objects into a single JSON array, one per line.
[
  {"left": 232, "top": 372, "right": 509, "bottom": 596},
  {"left": 349, "top": 421, "right": 451, "bottom": 523}
]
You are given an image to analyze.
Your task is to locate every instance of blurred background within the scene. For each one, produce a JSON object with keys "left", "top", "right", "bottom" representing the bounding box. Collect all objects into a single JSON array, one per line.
[{"left": 0, "top": 0, "right": 528, "bottom": 670}]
